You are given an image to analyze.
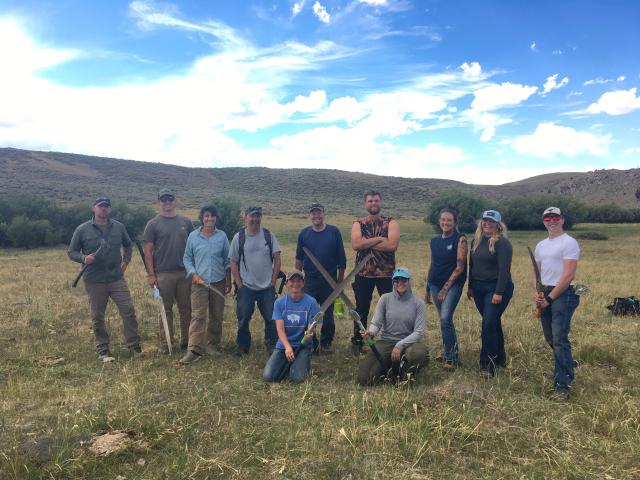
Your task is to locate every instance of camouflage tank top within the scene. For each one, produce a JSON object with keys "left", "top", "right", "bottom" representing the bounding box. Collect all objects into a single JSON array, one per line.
[{"left": 355, "top": 215, "right": 396, "bottom": 278}]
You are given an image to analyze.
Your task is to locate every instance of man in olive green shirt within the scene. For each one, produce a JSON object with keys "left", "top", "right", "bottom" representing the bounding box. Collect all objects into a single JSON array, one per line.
[
  {"left": 68, "top": 196, "right": 142, "bottom": 362},
  {"left": 143, "top": 188, "right": 194, "bottom": 353}
]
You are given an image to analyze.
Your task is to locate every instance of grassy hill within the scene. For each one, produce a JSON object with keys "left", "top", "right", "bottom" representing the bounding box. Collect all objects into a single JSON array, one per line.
[{"left": 2, "top": 147, "right": 639, "bottom": 215}]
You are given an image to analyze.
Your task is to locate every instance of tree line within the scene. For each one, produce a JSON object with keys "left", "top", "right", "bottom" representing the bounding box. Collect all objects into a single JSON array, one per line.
[{"left": 0, "top": 195, "right": 243, "bottom": 249}]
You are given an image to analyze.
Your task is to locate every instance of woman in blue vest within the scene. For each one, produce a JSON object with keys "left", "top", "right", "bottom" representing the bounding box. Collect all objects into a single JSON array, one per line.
[{"left": 425, "top": 207, "right": 468, "bottom": 371}]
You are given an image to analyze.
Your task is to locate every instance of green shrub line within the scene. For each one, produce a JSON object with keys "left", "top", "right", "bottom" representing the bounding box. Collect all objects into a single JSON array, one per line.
[
  {"left": 425, "top": 190, "right": 640, "bottom": 233},
  {"left": 0, "top": 195, "right": 243, "bottom": 248}
]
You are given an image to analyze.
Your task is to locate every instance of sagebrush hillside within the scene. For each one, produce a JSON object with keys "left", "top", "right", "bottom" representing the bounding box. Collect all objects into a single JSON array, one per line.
[{"left": 2, "top": 147, "right": 639, "bottom": 215}]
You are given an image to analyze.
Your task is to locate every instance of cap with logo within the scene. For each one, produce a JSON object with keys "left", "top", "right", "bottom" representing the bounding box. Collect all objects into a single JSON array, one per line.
[
  {"left": 482, "top": 210, "right": 502, "bottom": 223},
  {"left": 94, "top": 196, "right": 111, "bottom": 206},
  {"left": 158, "top": 188, "right": 176, "bottom": 200},
  {"left": 285, "top": 269, "right": 305, "bottom": 281},
  {"left": 245, "top": 206, "right": 263, "bottom": 216},
  {"left": 543, "top": 206, "right": 562, "bottom": 217},
  {"left": 308, "top": 202, "right": 325, "bottom": 213}
]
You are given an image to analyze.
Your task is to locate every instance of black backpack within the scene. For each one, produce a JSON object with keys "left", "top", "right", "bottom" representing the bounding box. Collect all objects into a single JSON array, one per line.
[
  {"left": 237, "top": 227, "right": 273, "bottom": 269},
  {"left": 607, "top": 296, "right": 640, "bottom": 316}
]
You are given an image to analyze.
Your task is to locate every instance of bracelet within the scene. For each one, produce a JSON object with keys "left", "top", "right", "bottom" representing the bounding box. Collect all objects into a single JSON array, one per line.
[{"left": 544, "top": 294, "right": 554, "bottom": 304}]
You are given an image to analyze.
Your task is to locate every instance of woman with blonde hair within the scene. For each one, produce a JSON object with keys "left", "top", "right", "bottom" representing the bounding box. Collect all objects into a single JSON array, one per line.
[{"left": 467, "top": 210, "right": 514, "bottom": 378}]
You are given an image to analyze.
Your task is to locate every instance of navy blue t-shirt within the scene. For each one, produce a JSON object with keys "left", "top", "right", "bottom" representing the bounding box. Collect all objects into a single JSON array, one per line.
[
  {"left": 295, "top": 225, "right": 347, "bottom": 278},
  {"left": 428, "top": 231, "right": 467, "bottom": 288}
]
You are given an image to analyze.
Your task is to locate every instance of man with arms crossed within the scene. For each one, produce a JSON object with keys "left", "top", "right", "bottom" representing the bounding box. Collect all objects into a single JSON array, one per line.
[
  {"left": 350, "top": 190, "right": 400, "bottom": 354},
  {"left": 229, "top": 207, "right": 281, "bottom": 356},
  {"left": 295, "top": 202, "right": 346, "bottom": 354},
  {"left": 143, "top": 188, "right": 194, "bottom": 353},
  {"left": 534, "top": 206, "right": 580, "bottom": 400},
  {"left": 68, "top": 196, "right": 143, "bottom": 362}
]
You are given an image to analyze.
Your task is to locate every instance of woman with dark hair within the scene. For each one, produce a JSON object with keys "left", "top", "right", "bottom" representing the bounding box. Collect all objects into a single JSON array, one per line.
[
  {"left": 426, "top": 207, "right": 467, "bottom": 371},
  {"left": 468, "top": 210, "right": 514, "bottom": 378}
]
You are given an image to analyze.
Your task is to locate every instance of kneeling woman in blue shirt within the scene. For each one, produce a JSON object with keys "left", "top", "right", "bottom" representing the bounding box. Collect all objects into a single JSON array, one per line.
[{"left": 263, "top": 270, "right": 320, "bottom": 383}]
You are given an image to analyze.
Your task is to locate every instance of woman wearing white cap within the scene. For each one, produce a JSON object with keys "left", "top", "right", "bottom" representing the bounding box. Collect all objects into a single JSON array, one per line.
[
  {"left": 468, "top": 210, "right": 514, "bottom": 378},
  {"left": 357, "top": 267, "right": 428, "bottom": 385}
]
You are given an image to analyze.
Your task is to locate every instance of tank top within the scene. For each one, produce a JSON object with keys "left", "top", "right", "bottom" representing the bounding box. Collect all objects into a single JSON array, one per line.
[
  {"left": 428, "top": 231, "right": 467, "bottom": 288},
  {"left": 355, "top": 215, "right": 396, "bottom": 278}
]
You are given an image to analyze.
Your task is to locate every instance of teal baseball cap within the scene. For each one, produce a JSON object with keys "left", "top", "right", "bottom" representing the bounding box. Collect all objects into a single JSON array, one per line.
[{"left": 392, "top": 267, "right": 411, "bottom": 280}]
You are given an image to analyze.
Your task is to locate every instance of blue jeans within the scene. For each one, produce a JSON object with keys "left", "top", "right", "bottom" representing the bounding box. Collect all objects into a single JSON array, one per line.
[
  {"left": 236, "top": 285, "right": 276, "bottom": 351},
  {"left": 540, "top": 287, "right": 580, "bottom": 390},
  {"left": 305, "top": 275, "right": 335, "bottom": 347},
  {"left": 471, "top": 280, "right": 514, "bottom": 372},
  {"left": 429, "top": 282, "right": 463, "bottom": 364},
  {"left": 263, "top": 347, "right": 312, "bottom": 383}
]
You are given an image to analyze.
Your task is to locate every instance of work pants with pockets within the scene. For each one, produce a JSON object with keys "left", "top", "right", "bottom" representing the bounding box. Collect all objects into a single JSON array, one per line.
[
  {"left": 352, "top": 275, "right": 393, "bottom": 346},
  {"left": 357, "top": 340, "right": 429, "bottom": 385},
  {"left": 85, "top": 278, "right": 140, "bottom": 353},
  {"left": 189, "top": 279, "right": 226, "bottom": 355},
  {"left": 156, "top": 271, "right": 192, "bottom": 349}
]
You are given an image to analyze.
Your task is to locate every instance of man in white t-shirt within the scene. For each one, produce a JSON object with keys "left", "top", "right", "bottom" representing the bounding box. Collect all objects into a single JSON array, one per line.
[{"left": 533, "top": 206, "right": 580, "bottom": 400}]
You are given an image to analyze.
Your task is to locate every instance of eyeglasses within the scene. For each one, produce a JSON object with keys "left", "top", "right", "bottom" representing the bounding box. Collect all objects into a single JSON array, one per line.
[
  {"left": 543, "top": 215, "right": 561, "bottom": 222},
  {"left": 160, "top": 196, "right": 175, "bottom": 202}
]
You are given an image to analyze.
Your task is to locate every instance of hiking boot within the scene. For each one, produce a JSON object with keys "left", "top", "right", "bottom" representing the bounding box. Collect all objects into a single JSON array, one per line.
[
  {"left": 130, "top": 345, "right": 144, "bottom": 358},
  {"left": 205, "top": 345, "right": 222, "bottom": 356},
  {"left": 550, "top": 388, "right": 570, "bottom": 401},
  {"left": 443, "top": 361, "right": 457, "bottom": 372},
  {"left": 179, "top": 351, "right": 201, "bottom": 364},
  {"left": 435, "top": 353, "right": 444, "bottom": 363},
  {"left": 319, "top": 345, "right": 334, "bottom": 355},
  {"left": 233, "top": 347, "right": 249, "bottom": 357},
  {"left": 98, "top": 350, "right": 115, "bottom": 363}
]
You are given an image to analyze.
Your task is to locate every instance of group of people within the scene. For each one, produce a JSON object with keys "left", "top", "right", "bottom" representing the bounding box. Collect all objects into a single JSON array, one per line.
[{"left": 68, "top": 189, "right": 581, "bottom": 398}]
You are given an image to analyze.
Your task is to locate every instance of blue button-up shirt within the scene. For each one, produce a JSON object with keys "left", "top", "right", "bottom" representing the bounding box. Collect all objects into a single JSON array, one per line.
[{"left": 183, "top": 227, "right": 230, "bottom": 283}]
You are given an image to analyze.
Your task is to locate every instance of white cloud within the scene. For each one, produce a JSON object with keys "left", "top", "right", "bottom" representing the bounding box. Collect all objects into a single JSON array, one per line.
[
  {"left": 586, "top": 88, "right": 640, "bottom": 116},
  {"left": 512, "top": 122, "right": 611, "bottom": 157},
  {"left": 292, "top": 1, "right": 305, "bottom": 16},
  {"left": 583, "top": 76, "right": 625, "bottom": 86},
  {"left": 471, "top": 82, "right": 538, "bottom": 111},
  {"left": 541, "top": 74, "right": 569, "bottom": 95},
  {"left": 480, "top": 126, "right": 496, "bottom": 142},
  {"left": 312, "top": 1, "right": 330, "bottom": 23},
  {"left": 530, "top": 41, "right": 537, "bottom": 51},
  {"left": 623, "top": 147, "right": 640, "bottom": 155},
  {"left": 359, "top": 0, "right": 388, "bottom": 4},
  {"left": 552, "top": 49, "right": 563, "bottom": 55},
  {"left": 460, "top": 61, "right": 482, "bottom": 78}
]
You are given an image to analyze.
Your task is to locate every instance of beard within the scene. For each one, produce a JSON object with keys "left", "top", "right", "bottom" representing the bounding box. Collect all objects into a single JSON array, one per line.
[{"left": 366, "top": 205, "right": 380, "bottom": 215}]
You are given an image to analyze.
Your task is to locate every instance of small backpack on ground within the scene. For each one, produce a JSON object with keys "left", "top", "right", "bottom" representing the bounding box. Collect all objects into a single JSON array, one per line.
[{"left": 607, "top": 296, "right": 640, "bottom": 316}]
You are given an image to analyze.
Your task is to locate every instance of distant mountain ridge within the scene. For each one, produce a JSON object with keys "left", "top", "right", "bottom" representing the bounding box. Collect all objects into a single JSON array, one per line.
[{"left": 1, "top": 147, "right": 639, "bottom": 216}]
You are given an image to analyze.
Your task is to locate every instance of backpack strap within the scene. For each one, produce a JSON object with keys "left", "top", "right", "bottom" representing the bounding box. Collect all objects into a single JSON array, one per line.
[{"left": 238, "top": 227, "right": 273, "bottom": 269}]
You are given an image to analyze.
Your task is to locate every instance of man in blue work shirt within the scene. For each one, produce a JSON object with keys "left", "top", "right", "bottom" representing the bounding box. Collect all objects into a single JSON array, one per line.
[{"left": 295, "top": 202, "right": 346, "bottom": 353}]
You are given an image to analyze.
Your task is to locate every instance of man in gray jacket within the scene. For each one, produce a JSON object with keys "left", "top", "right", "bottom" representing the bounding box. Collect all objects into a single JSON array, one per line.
[
  {"left": 68, "top": 196, "right": 142, "bottom": 362},
  {"left": 357, "top": 267, "right": 428, "bottom": 385}
]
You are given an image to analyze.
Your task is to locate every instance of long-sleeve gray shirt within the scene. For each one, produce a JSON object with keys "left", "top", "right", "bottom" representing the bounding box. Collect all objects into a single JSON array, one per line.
[
  {"left": 68, "top": 218, "right": 132, "bottom": 284},
  {"left": 369, "top": 285, "right": 426, "bottom": 350}
]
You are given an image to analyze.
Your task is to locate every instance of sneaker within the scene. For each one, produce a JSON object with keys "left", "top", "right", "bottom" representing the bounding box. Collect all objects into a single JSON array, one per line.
[
  {"left": 205, "top": 345, "right": 222, "bottom": 356},
  {"left": 479, "top": 369, "right": 494, "bottom": 379},
  {"left": 98, "top": 350, "right": 115, "bottom": 363},
  {"left": 550, "top": 388, "right": 570, "bottom": 401},
  {"left": 130, "top": 345, "right": 145, "bottom": 358},
  {"left": 179, "top": 351, "right": 201, "bottom": 364}
]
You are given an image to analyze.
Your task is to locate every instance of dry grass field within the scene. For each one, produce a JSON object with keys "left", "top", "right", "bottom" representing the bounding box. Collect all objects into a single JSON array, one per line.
[{"left": 1, "top": 215, "right": 639, "bottom": 479}]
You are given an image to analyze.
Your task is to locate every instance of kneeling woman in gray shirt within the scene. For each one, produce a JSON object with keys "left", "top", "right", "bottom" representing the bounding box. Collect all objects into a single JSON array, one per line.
[{"left": 357, "top": 267, "right": 429, "bottom": 385}]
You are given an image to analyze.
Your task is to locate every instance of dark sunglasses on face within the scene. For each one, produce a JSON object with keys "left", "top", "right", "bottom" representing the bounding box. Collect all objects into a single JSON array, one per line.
[
  {"left": 160, "top": 196, "right": 175, "bottom": 202},
  {"left": 543, "top": 215, "right": 561, "bottom": 222}
]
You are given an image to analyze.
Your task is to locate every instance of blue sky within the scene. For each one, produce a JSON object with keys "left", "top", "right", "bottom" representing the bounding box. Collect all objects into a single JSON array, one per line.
[{"left": 0, "top": 0, "right": 638, "bottom": 184}]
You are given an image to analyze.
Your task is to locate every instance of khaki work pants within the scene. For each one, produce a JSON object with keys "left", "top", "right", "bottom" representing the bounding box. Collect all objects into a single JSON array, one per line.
[
  {"left": 357, "top": 340, "right": 429, "bottom": 386},
  {"left": 85, "top": 278, "right": 140, "bottom": 353},
  {"left": 188, "top": 279, "right": 226, "bottom": 354},
  {"left": 156, "top": 271, "right": 192, "bottom": 349}
]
